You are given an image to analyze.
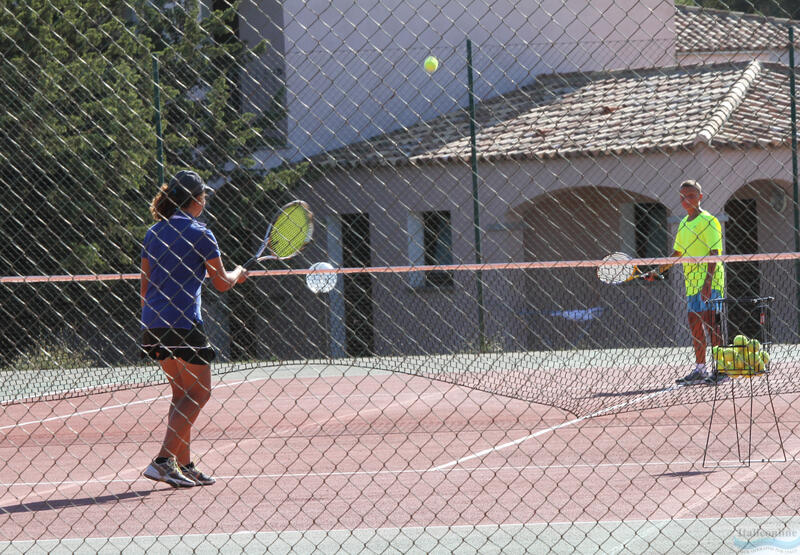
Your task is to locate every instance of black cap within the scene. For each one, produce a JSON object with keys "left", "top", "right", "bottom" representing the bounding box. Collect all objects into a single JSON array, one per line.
[{"left": 167, "top": 170, "right": 213, "bottom": 205}]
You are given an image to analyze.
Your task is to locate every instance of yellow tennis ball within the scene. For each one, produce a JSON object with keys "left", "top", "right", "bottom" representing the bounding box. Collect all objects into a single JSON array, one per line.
[
  {"left": 733, "top": 334, "right": 749, "bottom": 347},
  {"left": 744, "top": 339, "right": 761, "bottom": 368},
  {"left": 722, "top": 347, "right": 736, "bottom": 370},
  {"left": 423, "top": 55, "right": 439, "bottom": 74},
  {"left": 760, "top": 351, "right": 770, "bottom": 366}
]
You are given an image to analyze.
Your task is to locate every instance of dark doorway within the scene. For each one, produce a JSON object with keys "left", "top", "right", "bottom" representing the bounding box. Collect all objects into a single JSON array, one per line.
[
  {"left": 342, "top": 213, "right": 374, "bottom": 356},
  {"left": 724, "top": 198, "right": 761, "bottom": 339}
]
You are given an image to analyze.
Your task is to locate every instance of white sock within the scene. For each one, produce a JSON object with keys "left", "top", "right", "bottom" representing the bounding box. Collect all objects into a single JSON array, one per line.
[{"left": 695, "top": 363, "right": 707, "bottom": 373}]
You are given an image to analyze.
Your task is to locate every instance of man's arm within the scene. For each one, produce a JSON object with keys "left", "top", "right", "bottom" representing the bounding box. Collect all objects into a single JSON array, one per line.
[
  {"left": 701, "top": 249, "right": 720, "bottom": 301},
  {"left": 644, "top": 250, "right": 681, "bottom": 280}
]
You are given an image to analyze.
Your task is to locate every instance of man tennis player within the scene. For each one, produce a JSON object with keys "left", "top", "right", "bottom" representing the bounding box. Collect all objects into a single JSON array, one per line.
[
  {"left": 647, "top": 180, "right": 726, "bottom": 386},
  {"left": 140, "top": 170, "right": 247, "bottom": 487}
]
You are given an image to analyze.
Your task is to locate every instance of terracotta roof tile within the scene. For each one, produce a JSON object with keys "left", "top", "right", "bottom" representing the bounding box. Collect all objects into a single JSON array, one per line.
[
  {"left": 312, "top": 61, "right": 796, "bottom": 169},
  {"left": 677, "top": 5, "right": 800, "bottom": 53}
]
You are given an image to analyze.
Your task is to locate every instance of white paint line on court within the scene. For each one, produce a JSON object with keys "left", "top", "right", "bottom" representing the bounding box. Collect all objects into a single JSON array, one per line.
[
  {"left": 1, "top": 374, "right": 441, "bottom": 432},
  {"left": 431, "top": 385, "right": 681, "bottom": 471},
  {"left": 0, "top": 380, "right": 446, "bottom": 505}
]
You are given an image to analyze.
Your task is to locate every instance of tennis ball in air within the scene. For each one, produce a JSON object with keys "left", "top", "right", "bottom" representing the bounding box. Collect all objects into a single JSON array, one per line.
[
  {"left": 423, "top": 56, "right": 439, "bottom": 74},
  {"left": 305, "top": 262, "right": 337, "bottom": 294}
]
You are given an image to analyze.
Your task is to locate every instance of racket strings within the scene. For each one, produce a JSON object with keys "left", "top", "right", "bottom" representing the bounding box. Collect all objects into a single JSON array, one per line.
[
  {"left": 268, "top": 203, "right": 313, "bottom": 259},
  {"left": 597, "top": 252, "right": 636, "bottom": 284}
]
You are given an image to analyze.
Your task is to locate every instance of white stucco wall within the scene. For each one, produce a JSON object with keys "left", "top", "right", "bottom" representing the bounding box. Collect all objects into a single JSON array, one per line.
[
  {"left": 241, "top": 0, "right": 676, "bottom": 166},
  {"left": 286, "top": 146, "right": 798, "bottom": 357}
]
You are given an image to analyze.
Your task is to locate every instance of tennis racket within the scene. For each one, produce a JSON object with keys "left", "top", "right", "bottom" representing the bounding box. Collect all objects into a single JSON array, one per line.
[
  {"left": 243, "top": 200, "right": 314, "bottom": 268},
  {"left": 596, "top": 252, "right": 663, "bottom": 285}
]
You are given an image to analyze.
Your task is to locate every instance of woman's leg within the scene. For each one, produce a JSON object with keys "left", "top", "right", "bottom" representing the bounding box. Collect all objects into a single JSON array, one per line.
[{"left": 157, "top": 359, "right": 212, "bottom": 466}]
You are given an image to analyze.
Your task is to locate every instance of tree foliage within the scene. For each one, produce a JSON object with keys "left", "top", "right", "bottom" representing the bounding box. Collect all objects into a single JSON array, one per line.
[
  {"left": 0, "top": 0, "right": 294, "bottom": 276},
  {"left": 0, "top": 0, "right": 301, "bottom": 364}
]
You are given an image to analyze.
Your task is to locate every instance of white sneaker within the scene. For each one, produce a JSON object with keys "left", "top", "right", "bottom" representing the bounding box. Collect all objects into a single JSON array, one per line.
[
  {"left": 180, "top": 462, "right": 216, "bottom": 486},
  {"left": 143, "top": 457, "right": 196, "bottom": 488}
]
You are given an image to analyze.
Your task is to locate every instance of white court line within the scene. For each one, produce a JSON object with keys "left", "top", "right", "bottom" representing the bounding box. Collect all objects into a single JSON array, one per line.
[
  {"left": 0, "top": 376, "right": 399, "bottom": 432},
  {"left": 0, "top": 376, "right": 270, "bottom": 432},
  {"left": 0, "top": 378, "right": 446, "bottom": 505},
  {"left": 431, "top": 385, "right": 681, "bottom": 471},
  {"left": 6, "top": 513, "right": 798, "bottom": 549}
]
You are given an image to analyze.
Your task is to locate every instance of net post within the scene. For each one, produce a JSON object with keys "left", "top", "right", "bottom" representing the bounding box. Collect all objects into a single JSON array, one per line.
[
  {"left": 152, "top": 54, "right": 165, "bottom": 188},
  {"left": 467, "top": 38, "right": 487, "bottom": 351}
]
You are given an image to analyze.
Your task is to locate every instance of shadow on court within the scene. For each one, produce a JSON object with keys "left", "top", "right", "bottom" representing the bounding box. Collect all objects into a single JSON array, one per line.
[
  {"left": 584, "top": 387, "right": 673, "bottom": 399},
  {"left": 658, "top": 470, "right": 715, "bottom": 478},
  {"left": 0, "top": 490, "right": 152, "bottom": 515}
]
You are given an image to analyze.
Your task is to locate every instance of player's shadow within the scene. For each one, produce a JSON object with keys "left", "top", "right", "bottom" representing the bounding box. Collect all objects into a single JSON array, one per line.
[
  {"left": 0, "top": 490, "right": 152, "bottom": 515},
  {"left": 582, "top": 387, "right": 672, "bottom": 399},
  {"left": 658, "top": 470, "right": 715, "bottom": 478}
]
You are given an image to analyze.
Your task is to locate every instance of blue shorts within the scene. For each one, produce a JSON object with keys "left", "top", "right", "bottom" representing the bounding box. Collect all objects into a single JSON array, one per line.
[{"left": 687, "top": 290, "right": 722, "bottom": 314}]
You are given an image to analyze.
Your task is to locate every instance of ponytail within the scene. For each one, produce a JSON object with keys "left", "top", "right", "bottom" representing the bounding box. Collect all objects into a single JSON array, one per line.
[{"left": 149, "top": 184, "right": 178, "bottom": 221}]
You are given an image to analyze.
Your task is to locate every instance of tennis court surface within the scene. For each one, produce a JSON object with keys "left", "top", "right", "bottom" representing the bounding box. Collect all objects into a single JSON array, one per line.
[{"left": 3, "top": 349, "right": 800, "bottom": 553}]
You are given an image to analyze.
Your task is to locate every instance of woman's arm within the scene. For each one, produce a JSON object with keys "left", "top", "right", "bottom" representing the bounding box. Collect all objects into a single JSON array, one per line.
[
  {"left": 205, "top": 257, "right": 248, "bottom": 292},
  {"left": 141, "top": 257, "right": 151, "bottom": 309}
]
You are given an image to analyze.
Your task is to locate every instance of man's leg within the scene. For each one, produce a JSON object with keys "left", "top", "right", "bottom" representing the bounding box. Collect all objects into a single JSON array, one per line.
[{"left": 688, "top": 311, "right": 706, "bottom": 364}]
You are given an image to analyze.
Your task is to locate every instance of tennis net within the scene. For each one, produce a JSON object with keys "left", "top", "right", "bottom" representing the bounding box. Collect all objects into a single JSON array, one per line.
[{"left": 3, "top": 253, "right": 799, "bottom": 416}]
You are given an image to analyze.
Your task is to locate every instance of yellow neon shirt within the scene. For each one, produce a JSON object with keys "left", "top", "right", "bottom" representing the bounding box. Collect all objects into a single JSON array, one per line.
[{"left": 673, "top": 210, "right": 724, "bottom": 297}]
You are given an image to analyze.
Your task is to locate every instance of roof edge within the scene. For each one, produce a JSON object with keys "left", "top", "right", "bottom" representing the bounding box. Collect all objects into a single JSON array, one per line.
[
  {"left": 695, "top": 60, "right": 762, "bottom": 144},
  {"left": 677, "top": 4, "right": 800, "bottom": 27}
]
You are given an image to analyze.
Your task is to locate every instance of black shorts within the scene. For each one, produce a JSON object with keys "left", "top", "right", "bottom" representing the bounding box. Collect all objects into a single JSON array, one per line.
[{"left": 141, "top": 325, "right": 216, "bottom": 365}]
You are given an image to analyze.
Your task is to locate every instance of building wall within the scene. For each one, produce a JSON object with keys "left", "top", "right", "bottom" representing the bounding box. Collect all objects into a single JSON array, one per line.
[
  {"left": 243, "top": 0, "right": 675, "bottom": 166},
  {"left": 238, "top": 0, "right": 286, "bottom": 124},
  {"left": 282, "top": 147, "right": 796, "bottom": 359}
]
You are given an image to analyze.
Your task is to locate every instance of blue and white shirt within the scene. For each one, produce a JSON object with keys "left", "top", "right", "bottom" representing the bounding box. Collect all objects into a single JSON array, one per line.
[{"left": 141, "top": 211, "right": 220, "bottom": 329}]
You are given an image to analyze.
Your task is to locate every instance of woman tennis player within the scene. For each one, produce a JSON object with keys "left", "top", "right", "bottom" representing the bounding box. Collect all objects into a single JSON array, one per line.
[{"left": 140, "top": 170, "right": 247, "bottom": 488}]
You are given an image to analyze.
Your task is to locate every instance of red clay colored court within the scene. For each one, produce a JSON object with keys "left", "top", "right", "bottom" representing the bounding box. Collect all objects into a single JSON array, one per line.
[{"left": 2, "top": 361, "right": 798, "bottom": 553}]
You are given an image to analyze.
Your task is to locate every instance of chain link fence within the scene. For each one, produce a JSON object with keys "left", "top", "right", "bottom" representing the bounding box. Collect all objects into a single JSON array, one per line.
[{"left": 2, "top": 0, "right": 800, "bottom": 552}]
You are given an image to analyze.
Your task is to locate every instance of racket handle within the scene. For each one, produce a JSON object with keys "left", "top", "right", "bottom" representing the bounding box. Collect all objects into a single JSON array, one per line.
[{"left": 641, "top": 271, "right": 664, "bottom": 281}]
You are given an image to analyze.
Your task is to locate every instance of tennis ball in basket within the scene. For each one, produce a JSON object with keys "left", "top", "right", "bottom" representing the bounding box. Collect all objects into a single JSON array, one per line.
[
  {"left": 722, "top": 347, "right": 736, "bottom": 370},
  {"left": 733, "top": 334, "right": 749, "bottom": 347},
  {"left": 423, "top": 56, "right": 439, "bottom": 74},
  {"left": 760, "top": 350, "right": 770, "bottom": 366},
  {"left": 744, "top": 339, "right": 761, "bottom": 367}
]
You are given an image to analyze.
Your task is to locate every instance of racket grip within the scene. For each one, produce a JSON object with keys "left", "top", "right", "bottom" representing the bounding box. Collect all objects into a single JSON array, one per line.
[{"left": 644, "top": 271, "right": 664, "bottom": 281}]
